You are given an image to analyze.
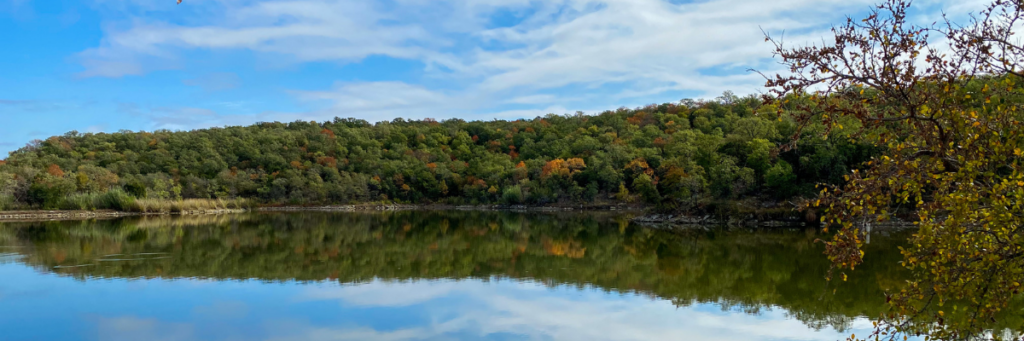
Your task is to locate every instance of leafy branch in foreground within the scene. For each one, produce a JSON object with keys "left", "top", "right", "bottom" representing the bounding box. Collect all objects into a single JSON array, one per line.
[{"left": 764, "top": 0, "right": 1024, "bottom": 339}]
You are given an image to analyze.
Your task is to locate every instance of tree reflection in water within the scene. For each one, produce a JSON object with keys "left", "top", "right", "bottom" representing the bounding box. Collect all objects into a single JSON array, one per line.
[{"left": 0, "top": 211, "right": 913, "bottom": 333}]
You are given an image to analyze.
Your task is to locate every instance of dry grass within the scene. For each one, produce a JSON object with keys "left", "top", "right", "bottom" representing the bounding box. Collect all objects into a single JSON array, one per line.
[
  {"left": 131, "top": 198, "right": 253, "bottom": 213},
  {"left": 51, "top": 190, "right": 253, "bottom": 213},
  {"left": 0, "top": 194, "right": 16, "bottom": 211},
  {"left": 56, "top": 190, "right": 136, "bottom": 211},
  {"left": 131, "top": 214, "right": 252, "bottom": 229}
]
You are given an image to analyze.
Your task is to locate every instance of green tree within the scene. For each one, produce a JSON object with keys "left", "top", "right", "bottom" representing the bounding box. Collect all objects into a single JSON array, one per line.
[
  {"left": 27, "top": 175, "right": 75, "bottom": 209},
  {"left": 633, "top": 174, "right": 660, "bottom": 204},
  {"left": 764, "top": 161, "right": 795, "bottom": 199},
  {"left": 0, "top": 81, "right": 877, "bottom": 210}
]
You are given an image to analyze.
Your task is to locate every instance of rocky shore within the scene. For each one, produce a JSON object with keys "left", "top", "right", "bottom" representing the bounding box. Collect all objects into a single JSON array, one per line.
[
  {"left": 631, "top": 212, "right": 918, "bottom": 230},
  {"left": 1, "top": 203, "right": 644, "bottom": 222},
  {"left": 631, "top": 213, "right": 808, "bottom": 227}
]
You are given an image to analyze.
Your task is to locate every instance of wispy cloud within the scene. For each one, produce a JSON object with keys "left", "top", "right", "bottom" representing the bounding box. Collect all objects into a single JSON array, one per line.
[
  {"left": 0, "top": 0, "right": 963, "bottom": 143},
  {"left": 0, "top": 99, "right": 77, "bottom": 113},
  {"left": 77, "top": 0, "right": 449, "bottom": 78},
  {"left": 182, "top": 72, "right": 240, "bottom": 92},
  {"left": 93, "top": 316, "right": 195, "bottom": 341},
  {"left": 72, "top": 0, "right": 924, "bottom": 124},
  {"left": 77, "top": 0, "right": 883, "bottom": 89},
  {"left": 301, "top": 280, "right": 463, "bottom": 307},
  {"left": 282, "top": 279, "right": 876, "bottom": 341}
]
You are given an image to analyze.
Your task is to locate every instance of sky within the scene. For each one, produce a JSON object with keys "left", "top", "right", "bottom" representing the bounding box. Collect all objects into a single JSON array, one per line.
[{"left": 0, "top": 0, "right": 987, "bottom": 156}]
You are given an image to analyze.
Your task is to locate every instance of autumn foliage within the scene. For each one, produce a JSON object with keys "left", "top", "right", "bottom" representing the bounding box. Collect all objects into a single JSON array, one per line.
[
  {"left": 1, "top": 84, "right": 876, "bottom": 210},
  {"left": 47, "top": 164, "right": 64, "bottom": 177},
  {"left": 765, "top": 0, "right": 1024, "bottom": 339},
  {"left": 541, "top": 158, "right": 586, "bottom": 180}
]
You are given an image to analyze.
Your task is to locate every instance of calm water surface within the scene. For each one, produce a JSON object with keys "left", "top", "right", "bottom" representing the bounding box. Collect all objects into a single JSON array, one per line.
[{"left": 0, "top": 211, "right": 911, "bottom": 341}]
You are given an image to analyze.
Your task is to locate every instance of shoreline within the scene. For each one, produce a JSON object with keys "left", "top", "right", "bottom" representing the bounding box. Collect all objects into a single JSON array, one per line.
[
  {"left": 0, "top": 203, "right": 647, "bottom": 222},
  {"left": 256, "top": 203, "right": 647, "bottom": 212},
  {"left": 0, "top": 209, "right": 248, "bottom": 222},
  {"left": 0, "top": 205, "right": 918, "bottom": 230},
  {"left": 631, "top": 213, "right": 917, "bottom": 229}
]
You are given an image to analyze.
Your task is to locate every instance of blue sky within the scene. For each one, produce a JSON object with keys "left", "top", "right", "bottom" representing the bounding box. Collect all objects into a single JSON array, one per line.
[{"left": 0, "top": 0, "right": 983, "bottom": 156}]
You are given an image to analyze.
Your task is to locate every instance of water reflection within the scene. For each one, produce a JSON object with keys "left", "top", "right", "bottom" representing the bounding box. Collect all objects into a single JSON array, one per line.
[{"left": 0, "top": 211, "right": 912, "bottom": 340}]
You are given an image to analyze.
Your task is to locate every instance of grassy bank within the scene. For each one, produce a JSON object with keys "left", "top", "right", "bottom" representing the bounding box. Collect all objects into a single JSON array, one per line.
[
  {"left": 35, "top": 190, "right": 254, "bottom": 213},
  {"left": 0, "top": 194, "right": 13, "bottom": 211},
  {"left": 0, "top": 194, "right": 811, "bottom": 225}
]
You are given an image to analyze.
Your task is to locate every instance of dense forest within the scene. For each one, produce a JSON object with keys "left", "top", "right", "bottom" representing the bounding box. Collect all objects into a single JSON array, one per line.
[{"left": 0, "top": 92, "right": 876, "bottom": 211}]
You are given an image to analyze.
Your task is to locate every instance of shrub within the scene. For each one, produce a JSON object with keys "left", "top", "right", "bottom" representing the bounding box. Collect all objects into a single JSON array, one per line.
[
  {"left": 28, "top": 176, "right": 76, "bottom": 209},
  {"left": 0, "top": 194, "right": 13, "bottom": 211},
  {"left": 123, "top": 181, "right": 147, "bottom": 198},
  {"left": 502, "top": 185, "right": 523, "bottom": 204},
  {"left": 765, "top": 161, "right": 796, "bottom": 198},
  {"left": 97, "top": 189, "right": 137, "bottom": 212},
  {"left": 632, "top": 174, "right": 661, "bottom": 204},
  {"left": 59, "top": 193, "right": 95, "bottom": 210},
  {"left": 615, "top": 182, "right": 631, "bottom": 202}
]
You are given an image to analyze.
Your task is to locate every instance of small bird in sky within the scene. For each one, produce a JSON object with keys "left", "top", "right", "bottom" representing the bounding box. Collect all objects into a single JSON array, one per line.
[{"left": 177, "top": 0, "right": 182, "bottom": 3}]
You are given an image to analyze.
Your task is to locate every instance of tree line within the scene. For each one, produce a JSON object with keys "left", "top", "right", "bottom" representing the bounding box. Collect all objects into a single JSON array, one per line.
[{"left": 0, "top": 92, "right": 876, "bottom": 211}]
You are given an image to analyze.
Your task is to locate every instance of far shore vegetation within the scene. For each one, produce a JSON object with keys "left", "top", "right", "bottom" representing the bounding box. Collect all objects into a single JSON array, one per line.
[
  {"left": 0, "top": 188, "right": 252, "bottom": 214},
  {"left": 0, "top": 92, "right": 877, "bottom": 215}
]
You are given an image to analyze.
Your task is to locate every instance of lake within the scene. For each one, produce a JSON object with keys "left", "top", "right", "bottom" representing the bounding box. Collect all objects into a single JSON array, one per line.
[{"left": 0, "top": 211, "right": 911, "bottom": 341}]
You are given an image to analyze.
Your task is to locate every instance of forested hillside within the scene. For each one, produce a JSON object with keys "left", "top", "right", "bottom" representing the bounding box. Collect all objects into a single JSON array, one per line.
[{"left": 0, "top": 93, "right": 876, "bottom": 211}]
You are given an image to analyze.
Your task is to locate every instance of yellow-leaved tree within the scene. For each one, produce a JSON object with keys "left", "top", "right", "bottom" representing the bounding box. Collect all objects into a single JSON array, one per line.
[{"left": 764, "top": 0, "right": 1024, "bottom": 339}]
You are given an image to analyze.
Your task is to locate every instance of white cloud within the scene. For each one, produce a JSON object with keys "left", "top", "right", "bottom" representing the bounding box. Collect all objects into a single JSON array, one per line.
[
  {"left": 487, "top": 105, "right": 576, "bottom": 119},
  {"left": 78, "top": 0, "right": 450, "bottom": 78},
  {"left": 266, "top": 326, "right": 427, "bottom": 341},
  {"left": 75, "top": 0, "right": 976, "bottom": 125},
  {"left": 183, "top": 72, "right": 241, "bottom": 92},
  {"left": 57, "top": 278, "right": 912, "bottom": 341},
  {"left": 282, "top": 279, "right": 882, "bottom": 341},
  {"left": 296, "top": 81, "right": 458, "bottom": 117},
  {"left": 112, "top": 81, "right": 470, "bottom": 132},
  {"left": 504, "top": 94, "right": 558, "bottom": 105},
  {"left": 94, "top": 316, "right": 195, "bottom": 341},
  {"left": 0, "top": 99, "right": 80, "bottom": 112},
  {"left": 192, "top": 300, "right": 249, "bottom": 319},
  {"left": 119, "top": 103, "right": 220, "bottom": 130},
  {"left": 301, "top": 279, "right": 463, "bottom": 307}
]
